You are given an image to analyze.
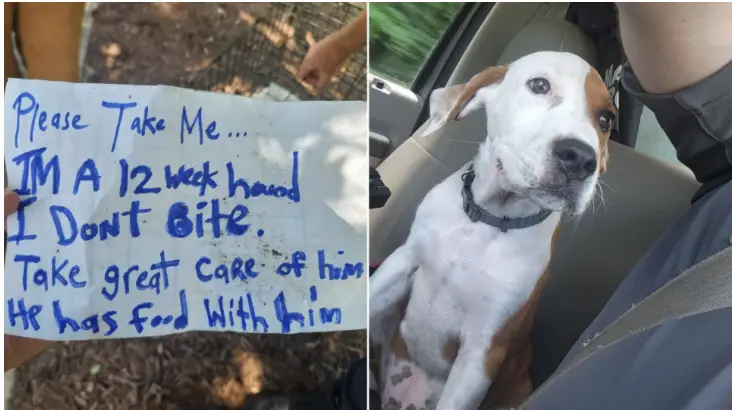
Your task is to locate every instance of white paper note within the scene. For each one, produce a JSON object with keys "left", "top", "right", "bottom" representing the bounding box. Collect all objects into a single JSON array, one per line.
[{"left": 4, "top": 79, "right": 367, "bottom": 340}]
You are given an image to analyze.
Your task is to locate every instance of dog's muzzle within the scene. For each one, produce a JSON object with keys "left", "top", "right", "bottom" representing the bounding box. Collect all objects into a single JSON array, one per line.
[
  {"left": 552, "top": 138, "right": 597, "bottom": 181},
  {"left": 531, "top": 138, "right": 598, "bottom": 213}
]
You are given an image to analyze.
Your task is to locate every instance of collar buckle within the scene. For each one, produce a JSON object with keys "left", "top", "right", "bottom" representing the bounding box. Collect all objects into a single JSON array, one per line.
[
  {"left": 499, "top": 216, "right": 510, "bottom": 233},
  {"left": 466, "top": 204, "right": 481, "bottom": 223}
]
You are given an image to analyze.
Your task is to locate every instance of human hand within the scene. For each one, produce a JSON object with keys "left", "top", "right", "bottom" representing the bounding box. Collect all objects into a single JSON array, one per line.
[
  {"left": 4, "top": 189, "right": 54, "bottom": 371},
  {"left": 298, "top": 33, "right": 353, "bottom": 93},
  {"left": 5, "top": 189, "right": 20, "bottom": 253},
  {"left": 297, "top": 10, "right": 367, "bottom": 93}
]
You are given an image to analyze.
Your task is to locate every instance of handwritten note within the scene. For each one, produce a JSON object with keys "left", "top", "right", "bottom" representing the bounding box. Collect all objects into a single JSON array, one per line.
[{"left": 3, "top": 79, "right": 367, "bottom": 340}]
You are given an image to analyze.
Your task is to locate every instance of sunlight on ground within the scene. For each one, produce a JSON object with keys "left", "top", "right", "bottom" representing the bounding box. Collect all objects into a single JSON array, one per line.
[
  {"left": 236, "top": 351, "right": 265, "bottom": 394},
  {"left": 281, "top": 61, "right": 319, "bottom": 95},
  {"left": 257, "top": 22, "right": 296, "bottom": 48},
  {"left": 210, "top": 76, "right": 254, "bottom": 95},
  {"left": 210, "top": 351, "right": 264, "bottom": 407},
  {"left": 153, "top": 2, "right": 174, "bottom": 16},
  {"left": 100, "top": 42, "right": 121, "bottom": 68},
  {"left": 238, "top": 10, "right": 257, "bottom": 25},
  {"left": 211, "top": 377, "right": 248, "bottom": 408},
  {"left": 305, "top": 31, "right": 317, "bottom": 47},
  {"left": 185, "top": 57, "right": 213, "bottom": 76}
]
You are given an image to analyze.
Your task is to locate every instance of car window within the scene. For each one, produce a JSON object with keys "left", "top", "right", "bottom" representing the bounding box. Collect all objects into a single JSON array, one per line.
[
  {"left": 369, "top": 2, "right": 464, "bottom": 88},
  {"left": 634, "top": 108, "right": 693, "bottom": 175}
]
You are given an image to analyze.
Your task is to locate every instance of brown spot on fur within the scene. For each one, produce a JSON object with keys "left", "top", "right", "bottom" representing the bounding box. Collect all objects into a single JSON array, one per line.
[
  {"left": 370, "top": 295, "right": 411, "bottom": 379},
  {"left": 481, "top": 227, "right": 561, "bottom": 408},
  {"left": 391, "top": 328, "right": 411, "bottom": 361},
  {"left": 447, "top": 66, "right": 508, "bottom": 122},
  {"left": 388, "top": 297, "right": 413, "bottom": 362},
  {"left": 442, "top": 337, "right": 460, "bottom": 363},
  {"left": 584, "top": 69, "right": 616, "bottom": 173},
  {"left": 485, "top": 340, "right": 511, "bottom": 381}
]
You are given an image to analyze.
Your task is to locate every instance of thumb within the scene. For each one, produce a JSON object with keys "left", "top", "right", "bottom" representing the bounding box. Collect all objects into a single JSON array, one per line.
[
  {"left": 4, "top": 189, "right": 20, "bottom": 223},
  {"left": 296, "top": 67, "right": 307, "bottom": 82},
  {"left": 297, "top": 60, "right": 313, "bottom": 82}
]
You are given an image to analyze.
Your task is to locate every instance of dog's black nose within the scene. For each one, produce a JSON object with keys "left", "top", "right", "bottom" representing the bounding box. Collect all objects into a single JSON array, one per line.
[{"left": 553, "top": 138, "right": 597, "bottom": 180}]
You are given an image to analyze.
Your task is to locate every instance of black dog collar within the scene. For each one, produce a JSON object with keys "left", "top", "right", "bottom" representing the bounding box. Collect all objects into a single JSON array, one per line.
[{"left": 461, "top": 164, "right": 553, "bottom": 232}]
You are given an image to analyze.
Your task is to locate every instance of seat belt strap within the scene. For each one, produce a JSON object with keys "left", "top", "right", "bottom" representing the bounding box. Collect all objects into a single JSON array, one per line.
[{"left": 520, "top": 246, "right": 732, "bottom": 409}]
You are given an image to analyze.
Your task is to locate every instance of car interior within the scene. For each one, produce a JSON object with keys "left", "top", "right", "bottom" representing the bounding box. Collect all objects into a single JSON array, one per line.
[{"left": 369, "top": 2, "right": 701, "bottom": 389}]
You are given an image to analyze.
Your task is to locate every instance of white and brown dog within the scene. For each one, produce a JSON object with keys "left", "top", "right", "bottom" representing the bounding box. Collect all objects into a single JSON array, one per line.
[{"left": 369, "top": 51, "right": 616, "bottom": 410}]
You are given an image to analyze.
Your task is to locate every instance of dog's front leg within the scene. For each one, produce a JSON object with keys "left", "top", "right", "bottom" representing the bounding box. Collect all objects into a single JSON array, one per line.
[
  {"left": 436, "top": 347, "right": 492, "bottom": 410},
  {"left": 369, "top": 244, "right": 416, "bottom": 319},
  {"left": 369, "top": 244, "right": 417, "bottom": 344}
]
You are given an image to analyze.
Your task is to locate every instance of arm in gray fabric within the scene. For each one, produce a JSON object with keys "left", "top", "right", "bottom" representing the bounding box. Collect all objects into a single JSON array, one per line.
[{"left": 521, "top": 245, "right": 732, "bottom": 409}]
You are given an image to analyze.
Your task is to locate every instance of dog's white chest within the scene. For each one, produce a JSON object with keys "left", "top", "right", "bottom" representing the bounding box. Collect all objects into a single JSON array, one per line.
[
  {"left": 398, "top": 210, "right": 557, "bottom": 382},
  {"left": 419, "top": 222, "right": 550, "bottom": 313},
  {"left": 405, "top": 175, "right": 560, "bottom": 342}
]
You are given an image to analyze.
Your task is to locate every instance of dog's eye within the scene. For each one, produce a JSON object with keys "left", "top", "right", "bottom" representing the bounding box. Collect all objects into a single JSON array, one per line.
[
  {"left": 598, "top": 110, "right": 616, "bottom": 132},
  {"left": 527, "top": 78, "right": 551, "bottom": 95}
]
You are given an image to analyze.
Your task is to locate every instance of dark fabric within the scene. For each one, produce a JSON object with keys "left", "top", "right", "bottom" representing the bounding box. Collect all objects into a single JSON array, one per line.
[
  {"left": 240, "top": 359, "right": 367, "bottom": 410},
  {"left": 567, "top": 2, "right": 623, "bottom": 137},
  {"left": 567, "top": 3, "right": 618, "bottom": 36},
  {"left": 527, "top": 307, "right": 732, "bottom": 410},
  {"left": 339, "top": 358, "right": 368, "bottom": 410},
  {"left": 525, "top": 56, "right": 732, "bottom": 410},
  {"left": 617, "top": 77, "right": 643, "bottom": 148},
  {"left": 369, "top": 390, "right": 381, "bottom": 410},
  {"left": 462, "top": 164, "right": 553, "bottom": 232},
  {"left": 621, "top": 61, "right": 732, "bottom": 203}
]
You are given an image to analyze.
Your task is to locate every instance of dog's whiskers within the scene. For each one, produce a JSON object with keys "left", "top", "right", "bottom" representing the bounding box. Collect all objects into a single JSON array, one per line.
[
  {"left": 569, "top": 212, "right": 583, "bottom": 233},
  {"left": 598, "top": 179, "right": 615, "bottom": 193},
  {"left": 594, "top": 181, "right": 609, "bottom": 213}
]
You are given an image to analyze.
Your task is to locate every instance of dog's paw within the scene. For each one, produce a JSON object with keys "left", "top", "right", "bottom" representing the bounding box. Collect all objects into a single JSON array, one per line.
[
  {"left": 424, "top": 394, "right": 438, "bottom": 410},
  {"left": 384, "top": 397, "right": 402, "bottom": 410}
]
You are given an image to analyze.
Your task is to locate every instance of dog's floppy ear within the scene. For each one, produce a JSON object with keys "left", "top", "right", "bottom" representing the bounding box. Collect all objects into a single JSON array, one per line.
[{"left": 421, "top": 65, "right": 507, "bottom": 137}]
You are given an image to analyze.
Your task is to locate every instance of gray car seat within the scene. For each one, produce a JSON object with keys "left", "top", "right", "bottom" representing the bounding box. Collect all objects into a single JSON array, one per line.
[{"left": 369, "top": 20, "right": 700, "bottom": 387}]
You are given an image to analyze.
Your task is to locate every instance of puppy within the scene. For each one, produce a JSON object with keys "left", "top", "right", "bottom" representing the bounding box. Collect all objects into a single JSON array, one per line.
[{"left": 370, "top": 51, "right": 615, "bottom": 410}]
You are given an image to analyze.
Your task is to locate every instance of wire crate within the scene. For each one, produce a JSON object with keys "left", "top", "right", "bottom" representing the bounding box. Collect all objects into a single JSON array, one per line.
[{"left": 188, "top": 2, "right": 366, "bottom": 102}]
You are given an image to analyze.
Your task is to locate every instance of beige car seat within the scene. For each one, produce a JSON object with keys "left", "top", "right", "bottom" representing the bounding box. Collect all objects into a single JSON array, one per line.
[{"left": 369, "top": 20, "right": 700, "bottom": 386}]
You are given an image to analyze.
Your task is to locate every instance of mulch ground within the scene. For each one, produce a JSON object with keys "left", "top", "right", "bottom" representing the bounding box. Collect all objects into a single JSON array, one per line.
[
  {"left": 11, "top": 332, "right": 365, "bottom": 409},
  {"left": 9, "top": 3, "right": 366, "bottom": 409},
  {"left": 82, "top": 2, "right": 270, "bottom": 86}
]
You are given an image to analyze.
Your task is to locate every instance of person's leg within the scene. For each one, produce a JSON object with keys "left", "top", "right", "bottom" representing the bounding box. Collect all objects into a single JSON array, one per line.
[
  {"left": 3, "top": 2, "right": 85, "bottom": 371},
  {"left": 15, "top": 2, "right": 85, "bottom": 82},
  {"left": 4, "top": 2, "right": 19, "bottom": 85},
  {"left": 338, "top": 358, "right": 370, "bottom": 410}
]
